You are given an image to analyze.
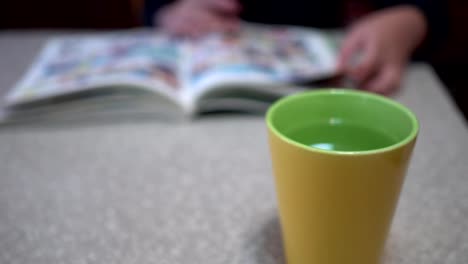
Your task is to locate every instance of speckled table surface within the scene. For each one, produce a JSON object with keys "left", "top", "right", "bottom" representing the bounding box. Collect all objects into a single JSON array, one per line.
[{"left": 0, "top": 32, "right": 467, "bottom": 264}]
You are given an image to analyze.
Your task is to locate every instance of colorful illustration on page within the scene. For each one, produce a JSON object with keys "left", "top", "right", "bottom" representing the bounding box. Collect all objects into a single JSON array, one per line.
[
  {"left": 14, "top": 33, "right": 181, "bottom": 101},
  {"left": 188, "top": 26, "right": 324, "bottom": 87}
]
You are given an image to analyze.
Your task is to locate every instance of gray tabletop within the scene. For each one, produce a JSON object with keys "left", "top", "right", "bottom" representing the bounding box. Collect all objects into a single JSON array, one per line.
[{"left": 0, "top": 32, "right": 467, "bottom": 264}]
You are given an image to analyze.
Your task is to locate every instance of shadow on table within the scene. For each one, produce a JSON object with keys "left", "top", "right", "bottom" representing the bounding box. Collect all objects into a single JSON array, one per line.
[
  {"left": 249, "top": 215, "right": 286, "bottom": 264},
  {"left": 250, "top": 215, "right": 415, "bottom": 264}
]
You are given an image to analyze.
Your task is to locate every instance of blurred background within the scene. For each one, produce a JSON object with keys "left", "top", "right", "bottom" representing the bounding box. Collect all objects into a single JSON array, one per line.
[{"left": 1, "top": 0, "right": 467, "bottom": 120}]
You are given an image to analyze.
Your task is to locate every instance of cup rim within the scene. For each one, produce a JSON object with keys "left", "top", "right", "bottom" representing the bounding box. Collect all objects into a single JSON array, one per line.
[{"left": 266, "top": 89, "right": 419, "bottom": 156}]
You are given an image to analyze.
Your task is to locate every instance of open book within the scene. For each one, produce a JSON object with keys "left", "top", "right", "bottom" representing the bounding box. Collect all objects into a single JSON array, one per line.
[{"left": 4, "top": 23, "right": 338, "bottom": 121}]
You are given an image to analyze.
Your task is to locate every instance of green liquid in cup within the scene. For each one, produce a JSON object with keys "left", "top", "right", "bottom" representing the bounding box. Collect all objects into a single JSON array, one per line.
[{"left": 288, "top": 122, "right": 397, "bottom": 152}]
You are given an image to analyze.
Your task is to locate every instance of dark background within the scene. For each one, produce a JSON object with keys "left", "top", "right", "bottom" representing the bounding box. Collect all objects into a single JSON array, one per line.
[{"left": 1, "top": 0, "right": 467, "bottom": 121}]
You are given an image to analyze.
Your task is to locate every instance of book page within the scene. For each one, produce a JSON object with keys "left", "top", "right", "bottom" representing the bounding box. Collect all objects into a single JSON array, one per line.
[
  {"left": 6, "top": 32, "right": 184, "bottom": 106},
  {"left": 183, "top": 23, "right": 338, "bottom": 100}
]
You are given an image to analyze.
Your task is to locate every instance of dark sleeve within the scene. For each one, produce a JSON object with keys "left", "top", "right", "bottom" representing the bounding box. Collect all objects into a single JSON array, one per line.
[
  {"left": 143, "top": 0, "right": 174, "bottom": 26},
  {"left": 376, "top": 0, "right": 449, "bottom": 57}
]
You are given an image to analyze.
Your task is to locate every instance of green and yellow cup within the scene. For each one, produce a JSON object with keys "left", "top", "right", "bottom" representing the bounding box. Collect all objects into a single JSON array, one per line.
[{"left": 266, "top": 89, "right": 418, "bottom": 264}]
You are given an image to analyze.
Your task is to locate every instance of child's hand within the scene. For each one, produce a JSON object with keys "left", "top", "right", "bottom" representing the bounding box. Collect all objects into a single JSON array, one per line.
[
  {"left": 156, "top": 0, "right": 241, "bottom": 37},
  {"left": 338, "top": 6, "right": 427, "bottom": 94}
]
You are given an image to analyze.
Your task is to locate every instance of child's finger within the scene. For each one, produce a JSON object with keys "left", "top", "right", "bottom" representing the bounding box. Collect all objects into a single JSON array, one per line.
[
  {"left": 175, "top": 8, "right": 222, "bottom": 36},
  {"left": 197, "top": 0, "right": 241, "bottom": 14},
  {"left": 162, "top": 18, "right": 186, "bottom": 35},
  {"left": 222, "top": 17, "right": 241, "bottom": 32},
  {"left": 213, "top": 0, "right": 241, "bottom": 13},
  {"left": 337, "top": 30, "right": 363, "bottom": 73},
  {"left": 157, "top": 5, "right": 198, "bottom": 36},
  {"left": 349, "top": 38, "right": 379, "bottom": 83},
  {"left": 193, "top": 10, "right": 227, "bottom": 33},
  {"left": 158, "top": 1, "right": 240, "bottom": 37},
  {"left": 363, "top": 65, "right": 401, "bottom": 95},
  {"left": 192, "top": 9, "right": 240, "bottom": 34},
  {"left": 175, "top": 15, "right": 201, "bottom": 36}
]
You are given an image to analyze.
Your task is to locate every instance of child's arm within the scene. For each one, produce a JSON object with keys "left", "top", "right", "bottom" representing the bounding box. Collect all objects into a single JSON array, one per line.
[
  {"left": 338, "top": 5, "right": 428, "bottom": 95},
  {"left": 338, "top": 1, "right": 448, "bottom": 95},
  {"left": 153, "top": 0, "right": 241, "bottom": 37}
]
